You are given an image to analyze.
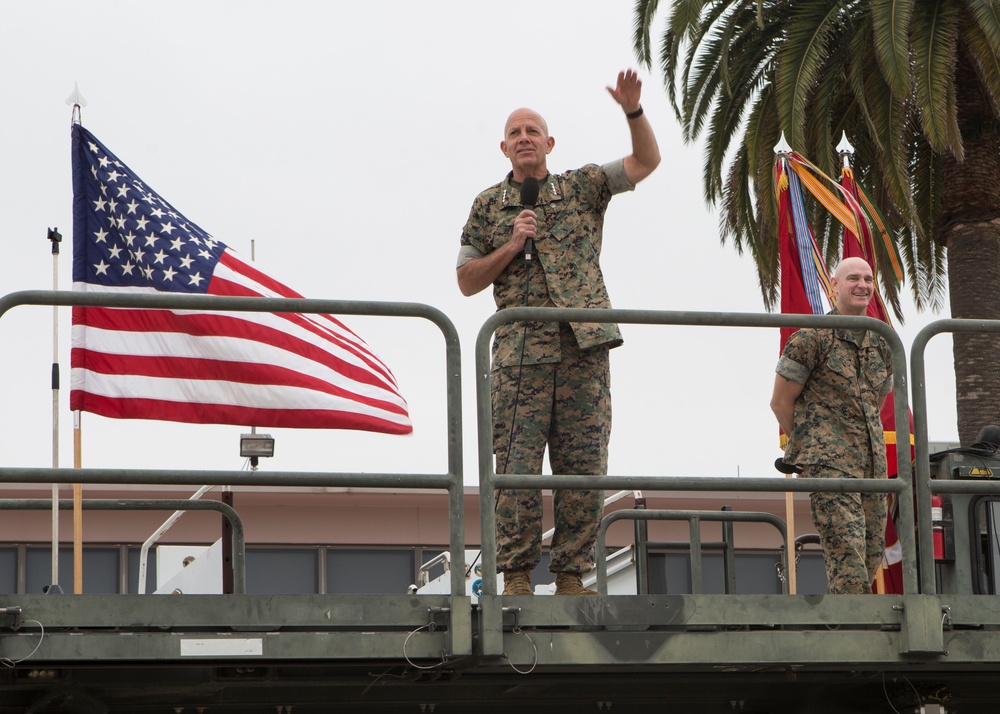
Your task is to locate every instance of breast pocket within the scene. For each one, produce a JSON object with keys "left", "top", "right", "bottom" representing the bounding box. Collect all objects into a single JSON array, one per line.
[
  {"left": 541, "top": 207, "right": 572, "bottom": 246},
  {"left": 861, "top": 349, "right": 889, "bottom": 391},
  {"left": 489, "top": 215, "right": 516, "bottom": 251},
  {"left": 824, "top": 350, "right": 859, "bottom": 395}
]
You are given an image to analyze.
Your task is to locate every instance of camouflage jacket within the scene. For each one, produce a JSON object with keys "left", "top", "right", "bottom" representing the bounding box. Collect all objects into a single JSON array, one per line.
[
  {"left": 459, "top": 162, "right": 632, "bottom": 368},
  {"left": 776, "top": 311, "right": 894, "bottom": 477}
]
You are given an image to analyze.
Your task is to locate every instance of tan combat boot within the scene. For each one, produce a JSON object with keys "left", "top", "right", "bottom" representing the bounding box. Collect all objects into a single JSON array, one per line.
[
  {"left": 502, "top": 569, "right": 533, "bottom": 595},
  {"left": 554, "top": 573, "right": 599, "bottom": 596}
]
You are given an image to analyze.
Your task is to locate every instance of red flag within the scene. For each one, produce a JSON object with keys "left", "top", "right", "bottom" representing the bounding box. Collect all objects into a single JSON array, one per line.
[
  {"left": 70, "top": 124, "right": 412, "bottom": 435},
  {"left": 776, "top": 163, "right": 816, "bottom": 352},
  {"left": 776, "top": 159, "right": 833, "bottom": 352},
  {"left": 775, "top": 156, "right": 834, "bottom": 455},
  {"left": 839, "top": 167, "right": 892, "bottom": 323}
]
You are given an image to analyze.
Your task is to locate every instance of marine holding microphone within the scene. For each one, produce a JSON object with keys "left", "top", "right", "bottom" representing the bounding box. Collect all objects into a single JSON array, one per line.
[{"left": 456, "top": 70, "right": 661, "bottom": 596}]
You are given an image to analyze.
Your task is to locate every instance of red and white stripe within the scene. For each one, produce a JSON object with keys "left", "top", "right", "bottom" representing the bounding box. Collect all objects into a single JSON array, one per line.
[{"left": 71, "top": 249, "right": 412, "bottom": 434}]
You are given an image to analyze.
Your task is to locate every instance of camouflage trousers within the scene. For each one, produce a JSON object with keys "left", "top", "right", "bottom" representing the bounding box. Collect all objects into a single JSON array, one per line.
[
  {"left": 804, "top": 463, "right": 887, "bottom": 594},
  {"left": 493, "top": 325, "right": 609, "bottom": 575}
]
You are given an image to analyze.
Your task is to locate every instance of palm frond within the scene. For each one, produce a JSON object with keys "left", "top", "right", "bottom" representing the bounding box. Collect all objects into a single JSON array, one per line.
[
  {"left": 701, "top": 27, "right": 777, "bottom": 202},
  {"left": 667, "top": 2, "right": 732, "bottom": 125},
  {"left": 727, "top": 86, "right": 783, "bottom": 306},
  {"left": 633, "top": 0, "right": 989, "bottom": 318},
  {"left": 846, "top": 13, "right": 885, "bottom": 154},
  {"left": 965, "top": 0, "right": 1000, "bottom": 54},
  {"left": 773, "top": 0, "right": 853, "bottom": 148},
  {"left": 960, "top": 17, "right": 1000, "bottom": 116},
  {"left": 912, "top": 1, "right": 963, "bottom": 159},
  {"left": 870, "top": 0, "right": 915, "bottom": 96},
  {"left": 858, "top": 65, "right": 920, "bottom": 230},
  {"left": 632, "top": 0, "right": 663, "bottom": 68},
  {"left": 681, "top": 3, "right": 764, "bottom": 142},
  {"left": 910, "top": 135, "right": 948, "bottom": 310}
]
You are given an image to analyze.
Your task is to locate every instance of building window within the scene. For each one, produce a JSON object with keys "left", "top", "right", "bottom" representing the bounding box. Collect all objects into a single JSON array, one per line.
[
  {"left": 327, "top": 549, "right": 415, "bottom": 594},
  {"left": 647, "top": 551, "right": 827, "bottom": 594},
  {"left": 25, "top": 546, "right": 120, "bottom": 594},
  {"left": 246, "top": 548, "right": 319, "bottom": 595}
]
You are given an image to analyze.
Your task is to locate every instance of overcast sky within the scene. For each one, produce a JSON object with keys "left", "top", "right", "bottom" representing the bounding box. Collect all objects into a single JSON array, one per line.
[{"left": 1, "top": 1, "right": 958, "bottom": 489}]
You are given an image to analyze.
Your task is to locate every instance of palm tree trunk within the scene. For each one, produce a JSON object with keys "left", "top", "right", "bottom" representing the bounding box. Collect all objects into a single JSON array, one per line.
[
  {"left": 945, "top": 223, "right": 1000, "bottom": 445},
  {"left": 940, "top": 51, "right": 1000, "bottom": 446}
]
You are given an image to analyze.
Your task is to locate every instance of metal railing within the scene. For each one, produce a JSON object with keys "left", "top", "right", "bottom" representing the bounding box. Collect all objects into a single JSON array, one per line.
[
  {"left": 474, "top": 307, "right": 917, "bottom": 614},
  {"left": 8, "top": 292, "right": 1000, "bottom": 662},
  {"left": 0, "top": 498, "right": 247, "bottom": 593},
  {"left": 910, "top": 317, "right": 1000, "bottom": 594},
  {"left": 0, "top": 289, "right": 471, "bottom": 654},
  {"left": 594, "top": 508, "right": 789, "bottom": 594}
]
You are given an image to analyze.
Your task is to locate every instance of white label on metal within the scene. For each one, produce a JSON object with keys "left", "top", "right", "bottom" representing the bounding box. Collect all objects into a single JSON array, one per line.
[{"left": 180, "top": 638, "right": 263, "bottom": 657}]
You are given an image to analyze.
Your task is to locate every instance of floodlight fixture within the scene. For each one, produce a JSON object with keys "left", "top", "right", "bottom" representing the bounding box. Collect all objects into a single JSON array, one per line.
[{"left": 240, "top": 433, "right": 275, "bottom": 459}]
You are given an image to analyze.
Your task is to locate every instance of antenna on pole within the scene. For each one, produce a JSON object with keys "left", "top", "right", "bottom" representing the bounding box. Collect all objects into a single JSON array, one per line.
[
  {"left": 66, "top": 82, "right": 87, "bottom": 125},
  {"left": 46, "top": 228, "right": 63, "bottom": 594}
]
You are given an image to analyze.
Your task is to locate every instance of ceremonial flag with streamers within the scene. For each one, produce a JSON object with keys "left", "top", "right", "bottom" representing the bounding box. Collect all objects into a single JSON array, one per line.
[
  {"left": 775, "top": 146, "right": 911, "bottom": 593},
  {"left": 774, "top": 156, "right": 832, "bottom": 353},
  {"left": 70, "top": 124, "right": 412, "bottom": 435}
]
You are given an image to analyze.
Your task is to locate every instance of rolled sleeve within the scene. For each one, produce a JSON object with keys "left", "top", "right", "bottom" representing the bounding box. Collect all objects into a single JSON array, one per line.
[
  {"left": 601, "top": 158, "right": 635, "bottom": 195},
  {"left": 776, "top": 355, "right": 811, "bottom": 385},
  {"left": 456, "top": 244, "right": 484, "bottom": 269}
]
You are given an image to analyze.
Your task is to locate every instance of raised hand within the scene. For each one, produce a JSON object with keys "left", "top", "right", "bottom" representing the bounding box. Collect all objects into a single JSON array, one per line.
[{"left": 606, "top": 69, "right": 643, "bottom": 113}]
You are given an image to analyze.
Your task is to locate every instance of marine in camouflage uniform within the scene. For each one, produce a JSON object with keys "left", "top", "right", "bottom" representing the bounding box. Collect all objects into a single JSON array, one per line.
[
  {"left": 771, "top": 258, "right": 893, "bottom": 594},
  {"left": 456, "top": 71, "right": 660, "bottom": 594},
  {"left": 462, "top": 164, "right": 626, "bottom": 577}
]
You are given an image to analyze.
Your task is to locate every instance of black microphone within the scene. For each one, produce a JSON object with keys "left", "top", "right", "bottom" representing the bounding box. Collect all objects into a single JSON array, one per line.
[{"left": 520, "top": 177, "right": 540, "bottom": 263}]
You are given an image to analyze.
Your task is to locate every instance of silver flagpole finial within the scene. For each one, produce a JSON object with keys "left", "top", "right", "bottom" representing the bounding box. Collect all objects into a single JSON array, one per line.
[
  {"left": 66, "top": 82, "right": 87, "bottom": 124},
  {"left": 836, "top": 131, "right": 854, "bottom": 155},
  {"left": 65, "top": 81, "right": 87, "bottom": 108},
  {"left": 836, "top": 132, "right": 855, "bottom": 168},
  {"left": 773, "top": 131, "right": 792, "bottom": 155}
]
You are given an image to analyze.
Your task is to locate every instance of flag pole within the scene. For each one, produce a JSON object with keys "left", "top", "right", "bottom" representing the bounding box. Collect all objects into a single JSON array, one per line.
[
  {"left": 784, "top": 478, "right": 797, "bottom": 594},
  {"left": 67, "top": 83, "right": 87, "bottom": 595},
  {"left": 73, "top": 411, "right": 83, "bottom": 594},
  {"left": 48, "top": 228, "right": 63, "bottom": 591},
  {"left": 773, "top": 136, "right": 798, "bottom": 595}
]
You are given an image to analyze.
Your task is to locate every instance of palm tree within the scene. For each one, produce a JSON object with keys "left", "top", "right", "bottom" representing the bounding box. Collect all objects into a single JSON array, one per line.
[{"left": 633, "top": 0, "right": 1000, "bottom": 444}]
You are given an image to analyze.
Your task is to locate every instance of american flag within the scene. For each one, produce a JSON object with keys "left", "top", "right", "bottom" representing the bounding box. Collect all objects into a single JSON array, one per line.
[{"left": 70, "top": 123, "right": 412, "bottom": 434}]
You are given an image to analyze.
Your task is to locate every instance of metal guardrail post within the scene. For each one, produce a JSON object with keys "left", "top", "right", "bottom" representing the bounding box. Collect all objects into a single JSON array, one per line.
[
  {"left": 633, "top": 496, "right": 649, "bottom": 594},
  {"left": 721, "top": 505, "right": 737, "bottom": 595},
  {"left": 689, "top": 515, "right": 705, "bottom": 594}
]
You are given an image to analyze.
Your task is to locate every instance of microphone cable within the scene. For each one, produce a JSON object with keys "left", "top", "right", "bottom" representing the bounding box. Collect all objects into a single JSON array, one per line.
[
  {"left": 498, "top": 175, "right": 541, "bottom": 483},
  {"left": 469, "top": 246, "right": 535, "bottom": 582},
  {"left": 472, "top": 178, "right": 543, "bottom": 583},
  {"left": 497, "top": 257, "right": 534, "bottom": 478}
]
